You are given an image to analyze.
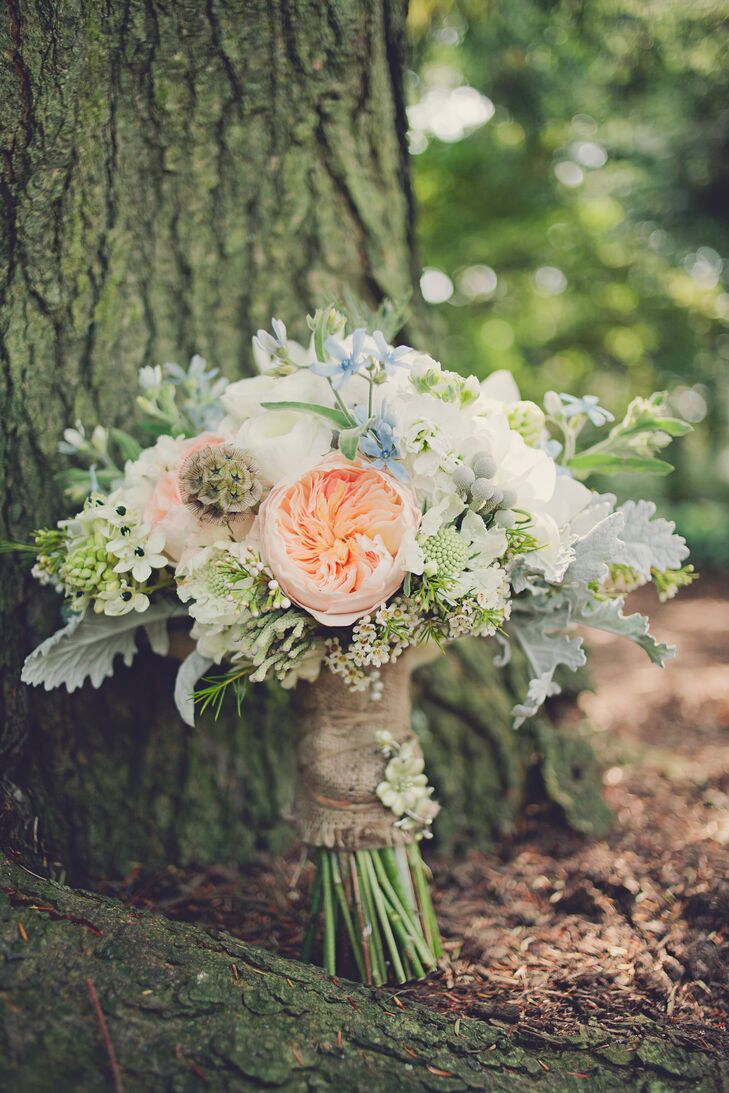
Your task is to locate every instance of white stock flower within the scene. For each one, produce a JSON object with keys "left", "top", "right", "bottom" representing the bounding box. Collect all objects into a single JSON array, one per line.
[{"left": 119, "top": 434, "right": 185, "bottom": 512}]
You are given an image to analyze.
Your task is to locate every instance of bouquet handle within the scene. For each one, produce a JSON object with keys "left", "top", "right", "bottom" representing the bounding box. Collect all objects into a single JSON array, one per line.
[{"left": 291, "top": 652, "right": 442, "bottom": 984}]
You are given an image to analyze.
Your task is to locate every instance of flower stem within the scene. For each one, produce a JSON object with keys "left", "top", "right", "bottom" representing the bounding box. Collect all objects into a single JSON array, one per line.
[
  {"left": 327, "top": 379, "right": 355, "bottom": 425},
  {"left": 371, "top": 851, "right": 435, "bottom": 970},
  {"left": 407, "top": 842, "right": 442, "bottom": 959},
  {"left": 361, "top": 852, "right": 406, "bottom": 983},
  {"left": 301, "top": 844, "right": 441, "bottom": 985},
  {"left": 349, "top": 854, "right": 372, "bottom": 985},
  {"left": 300, "top": 862, "right": 322, "bottom": 964},
  {"left": 320, "top": 850, "right": 337, "bottom": 976},
  {"left": 330, "top": 853, "right": 366, "bottom": 981},
  {"left": 355, "top": 851, "right": 387, "bottom": 985}
]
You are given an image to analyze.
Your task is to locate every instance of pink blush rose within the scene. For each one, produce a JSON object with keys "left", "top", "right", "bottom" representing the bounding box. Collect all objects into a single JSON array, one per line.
[{"left": 258, "top": 454, "right": 420, "bottom": 627}]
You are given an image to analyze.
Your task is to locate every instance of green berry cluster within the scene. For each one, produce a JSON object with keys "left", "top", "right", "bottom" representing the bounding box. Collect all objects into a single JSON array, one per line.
[{"left": 61, "top": 532, "right": 122, "bottom": 600}]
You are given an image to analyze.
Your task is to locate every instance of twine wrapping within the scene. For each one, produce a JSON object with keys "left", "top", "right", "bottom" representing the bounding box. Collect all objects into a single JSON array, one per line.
[{"left": 290, "top": 654, "right": 423, "bottom": 850}]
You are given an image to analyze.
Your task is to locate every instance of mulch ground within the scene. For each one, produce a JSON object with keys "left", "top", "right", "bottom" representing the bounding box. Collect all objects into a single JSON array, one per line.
[{"left": 106, "top": 579, "right": 729, "bottom": 1053}]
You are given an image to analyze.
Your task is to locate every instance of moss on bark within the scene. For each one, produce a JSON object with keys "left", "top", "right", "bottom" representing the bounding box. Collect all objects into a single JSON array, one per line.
[{"left": 1, "top": 853, "right": 725, "bottom": 1091}]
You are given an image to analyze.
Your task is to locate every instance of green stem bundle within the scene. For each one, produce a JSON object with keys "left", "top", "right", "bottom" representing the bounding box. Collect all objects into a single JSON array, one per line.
[{"left": 302, "top": 843, "right": 441, "bottom": 985}]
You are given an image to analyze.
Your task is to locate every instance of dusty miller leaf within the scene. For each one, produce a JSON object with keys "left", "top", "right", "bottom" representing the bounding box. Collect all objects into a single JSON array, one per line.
[
  {"left": 21, "top": 603, "right": 180, "bottom": 693},
  {"left": 145, "top": 618, "right": 171, "bottom": 656},
  {"left": 564, "top": 512, "right": 625, "bottom": 586},
  {"left": 576, "top": 597, "right": 675, "bottom": 666},
  {"left": 174, "top": 650, "right": 213, "bottom": 727},
  {"left": 615, "top": 499, "right": 689, "bottom": 581},
  {"left": 511, "top": 674, "right": 562, "bottom": 729},
  {"left": 509, "top": 607, "right": 586, "bottom": 727}
]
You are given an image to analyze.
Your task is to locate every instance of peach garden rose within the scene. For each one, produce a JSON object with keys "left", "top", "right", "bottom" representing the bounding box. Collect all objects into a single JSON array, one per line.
[{"left": 258, "top": 453, "right": 421, "bottom": 627}]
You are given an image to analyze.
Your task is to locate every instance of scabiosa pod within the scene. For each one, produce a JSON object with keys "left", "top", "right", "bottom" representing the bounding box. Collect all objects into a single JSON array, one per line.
[{"left": 179, "top": 443, "right": 263, "bottom": 523}]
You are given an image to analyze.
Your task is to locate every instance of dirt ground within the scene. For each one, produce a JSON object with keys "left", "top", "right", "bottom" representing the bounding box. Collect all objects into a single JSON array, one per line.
[{"left": 109, "top": 579, "right": 729, "bottom": 1054}]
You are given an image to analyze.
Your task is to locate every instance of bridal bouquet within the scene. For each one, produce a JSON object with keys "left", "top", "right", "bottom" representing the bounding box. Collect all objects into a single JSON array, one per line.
[{"left": 7, "top": 304, "right": 693, "bottom": 984}]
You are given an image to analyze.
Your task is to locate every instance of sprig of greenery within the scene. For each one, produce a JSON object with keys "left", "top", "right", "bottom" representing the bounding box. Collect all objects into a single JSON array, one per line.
[
  {"left": 193, "top": 666, "right": 250, "bottom": 719},
  {"left": 331, "top": 290, "right": 412, "bottom": 342},
  {"left": 652, "top": 564, "right": 697, "bottom": 602},
  {"left": 567, "top": 393, "right": 691, "bottom": 480}
]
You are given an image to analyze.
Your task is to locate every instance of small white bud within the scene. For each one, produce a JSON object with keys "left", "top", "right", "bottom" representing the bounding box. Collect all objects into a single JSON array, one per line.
[
  {"left": 496, "top": 509, "right": 517, "bottom": 529},
  {"left": 452, "top": 464, "right": 476, "bottom": 490},
  {"left": 470, "top": 478, "right": 495, "bottom": 504},
  {"left": 544, "top": 390, "right": 562, "bottom": 415},
  {"left": 472, "top": 453, "right": 497, "bottom": 479}
]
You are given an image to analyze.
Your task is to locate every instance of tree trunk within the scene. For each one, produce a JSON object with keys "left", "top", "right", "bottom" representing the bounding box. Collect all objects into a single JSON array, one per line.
[
  {"left": 0, "top": 1, "right": 608, "bottom": 887},
  {"left": 2, "top": 853, "right": 724, "bottom": 1091}
]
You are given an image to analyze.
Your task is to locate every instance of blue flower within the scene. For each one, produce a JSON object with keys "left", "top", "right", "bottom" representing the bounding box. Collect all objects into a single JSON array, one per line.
[
  {"left": 253, "top": 318, "right": 287, "bottom": 355},
  {"left": 355, "top": 403, "right": 409, "bottom": 482},
  {"left": 311, "top": 328, "right": 368, "bottom": 390},
  {"left": 372, "top": 330, "right": 413, "bottom": 375},
  {"left": 559, "top": 393, "right": 615, "bottom": 427}
]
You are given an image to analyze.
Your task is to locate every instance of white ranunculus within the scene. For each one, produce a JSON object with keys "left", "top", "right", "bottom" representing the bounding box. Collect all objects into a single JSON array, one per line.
[
  {"left": 235, "top": 410, "right": 333, "bottom": 486},
  {"left": 221, "top": 370, "right": 331, "bottom": 426}
]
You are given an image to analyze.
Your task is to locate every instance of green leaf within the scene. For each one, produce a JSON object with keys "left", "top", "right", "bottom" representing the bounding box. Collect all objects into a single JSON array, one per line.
[
  {"left": 110, "top": 428, "right": 143, "bottom": 462},
  {"left": 307, "top": 307, "right": 337, "bottom": 362},
  {"left": 260, "top": 400, "right": 352, "bottom": 428},
  {"left": 338, "top": 423, "right": 367, "bottom": 460},
  {"left": 651, "top": 417, "right": 692, "bottom": 437},
  {"left": 567, "top": 451, "right": 673, "bottom": 477},
  {"left": 0, "top": 539, "right": 36, "bottom": 555}
]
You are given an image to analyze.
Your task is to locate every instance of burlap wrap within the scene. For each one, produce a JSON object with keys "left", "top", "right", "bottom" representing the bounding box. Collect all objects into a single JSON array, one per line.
[{"left": 290, "top": 654, "right": 423, "bottom": 850}]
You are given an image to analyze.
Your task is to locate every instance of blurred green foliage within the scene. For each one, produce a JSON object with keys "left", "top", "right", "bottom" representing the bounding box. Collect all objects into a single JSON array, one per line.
[{"left": 408, "top": 0, "right": 729, "bottom": 566}]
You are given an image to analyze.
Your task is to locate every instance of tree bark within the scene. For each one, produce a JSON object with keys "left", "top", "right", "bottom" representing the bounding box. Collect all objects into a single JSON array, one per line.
[
  {"left": 0, "top": 1, "right": 608, "bottom": 886},
  {"left": 1, "top": 853, "right": 724, "bottom": 1091}
]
